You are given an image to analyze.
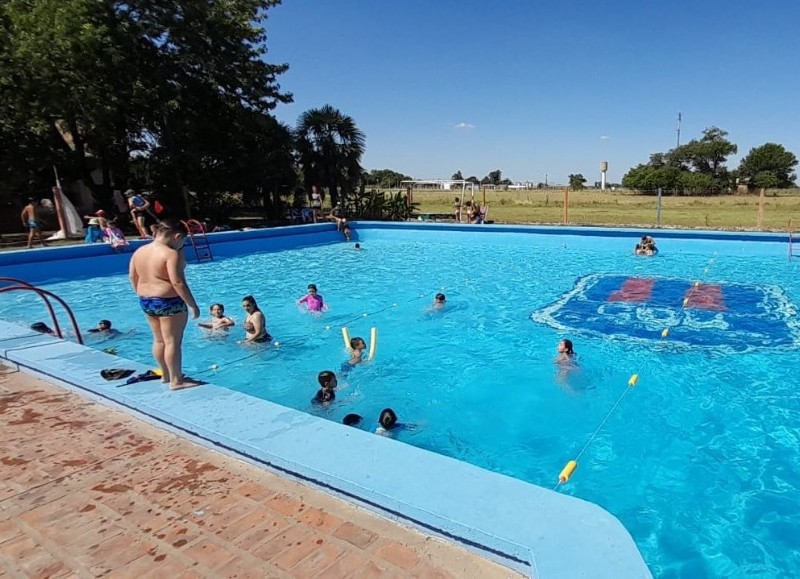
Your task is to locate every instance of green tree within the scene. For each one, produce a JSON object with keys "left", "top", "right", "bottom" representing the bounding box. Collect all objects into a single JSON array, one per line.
[
  {"left": 0, "top": 0, "right": 292, "bottom": 216},
  {"left": 367, "top": 169, "right": 411, "bottom": 189},
  {"left": 0, "top": 0, "right": 146, "bottom": 200},
  {"left": 296, "top": 105, "right": 366, "bottom": 206},
  {"left": 669, "top": 127, "right": 737, "bottom": 190},
  {"left": 737, "top": 143, "right": 797, "bottom": 189},
  {"left": 568, "top": 173, "right": 587, "bottom": 190},
  {"left": 451, "top": 170, "right": 463, "bottom": 181},
  {"left": 622, "top": 165, "right": 682, "bottom": 191}
]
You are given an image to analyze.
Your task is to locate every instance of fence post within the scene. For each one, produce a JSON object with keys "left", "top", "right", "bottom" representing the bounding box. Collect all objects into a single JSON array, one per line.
[
  {"left": 757, "top": 188, "right": 765, "bottom": 230},
  {"left": 563, "top": 188, "right": 569, "bottom": 224},
  {"left": 656, "top": 188, "right": 663, "bottom": 228}
]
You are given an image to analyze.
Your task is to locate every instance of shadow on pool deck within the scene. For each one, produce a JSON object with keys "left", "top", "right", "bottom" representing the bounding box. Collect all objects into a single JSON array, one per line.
[{"left": 0, "top": 367, "right": 521, "bottom": 578}]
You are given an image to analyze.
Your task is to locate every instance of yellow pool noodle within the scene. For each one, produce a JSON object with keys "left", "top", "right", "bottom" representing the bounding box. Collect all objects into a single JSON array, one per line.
[
  {"left": 368, "top": 327, "right": 378, "bottom": 360},
  {"left": 341, "top": 327, "right": 351, "bottom": 350}
]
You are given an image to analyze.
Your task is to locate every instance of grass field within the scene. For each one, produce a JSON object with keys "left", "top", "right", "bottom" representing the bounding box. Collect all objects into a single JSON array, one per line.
[{"left": 408, "top": 188, "right": 800, "bottom": 231}]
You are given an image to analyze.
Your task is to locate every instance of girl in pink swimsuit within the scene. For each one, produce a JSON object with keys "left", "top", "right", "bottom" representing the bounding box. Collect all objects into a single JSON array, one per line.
[{"left": 296, "top": 284, "right": 325, "bottom": 312}]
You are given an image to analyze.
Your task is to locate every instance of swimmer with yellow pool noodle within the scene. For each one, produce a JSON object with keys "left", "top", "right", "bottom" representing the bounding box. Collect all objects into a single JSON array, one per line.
[{"left": 340, "top": 327, "right": 378, "bottom": 373}]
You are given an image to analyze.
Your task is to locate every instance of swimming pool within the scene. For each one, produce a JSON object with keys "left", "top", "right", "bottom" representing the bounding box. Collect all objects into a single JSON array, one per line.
[{"left": 2, "top": 223, "right": 798, "bottom": 577}]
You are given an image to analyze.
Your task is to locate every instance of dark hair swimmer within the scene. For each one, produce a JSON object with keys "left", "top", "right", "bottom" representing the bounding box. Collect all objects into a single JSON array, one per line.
[
  {"left": 379, "top": 408, "right": 398, "bottom": 429},
  {"left": 343, "top": 413, "right": 362, "bottom": 427},
  {"left": 318, "top": 370, "right": 337, "bottom": 388}
]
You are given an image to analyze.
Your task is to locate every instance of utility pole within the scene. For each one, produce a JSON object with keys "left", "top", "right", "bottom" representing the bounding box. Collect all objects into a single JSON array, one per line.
[{"left": 676, "top": 112, "right": 682, "bottom": 148}]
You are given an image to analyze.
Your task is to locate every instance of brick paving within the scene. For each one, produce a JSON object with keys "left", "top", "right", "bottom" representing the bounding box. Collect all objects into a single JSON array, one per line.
[{"left": 0, "top": 367, "right": 522, "bottom": 578}]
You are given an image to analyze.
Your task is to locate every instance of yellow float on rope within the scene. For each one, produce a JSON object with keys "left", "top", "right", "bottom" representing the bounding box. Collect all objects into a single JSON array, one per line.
[
  {"left": 694, "top": 281, "right": 701, "bottom": 288},
  {"left": 628, "top": 374, "right": 639, "bottom": 387},
  {"left": 341, "top": 327, "right": 352, "bottom": 350},
  {"left": 559, "top": 460, "right": 578, "bottom": 483},
  {"left": 683, "top": 297, "right": 689, "bottom": 307},
  {"left": 661, "top": 328, "right": 669, "bottom": 339},
  {"left": 368, "top": 327, "right": 378, "bottom": 360}
]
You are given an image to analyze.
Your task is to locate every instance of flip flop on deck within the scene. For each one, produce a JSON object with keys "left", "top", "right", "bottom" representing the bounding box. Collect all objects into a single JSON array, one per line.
[
  {"left": 100, "top": 368, "right": 135, "bottom": 381},
  {"left": 120, "top": 369, "right": 162, "bottom": 386}
]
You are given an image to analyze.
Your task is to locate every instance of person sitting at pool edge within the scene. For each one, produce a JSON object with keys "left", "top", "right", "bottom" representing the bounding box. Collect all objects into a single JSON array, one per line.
[
  {"left": 313, "top": 370, "right": 337, "bottom": 405},
  {"left": 342, "top": 223, "right": 352, "bottom": 242},
  {"left": 330, "top": 201, "right": 347, "bottom": 231},
  {"left": 198, "top": 303, "right": 235, "bottom": 330},
  {"left": 84, "top": 217, "right": 106, "bottom": 243},
  {"left": 241, "top": 295, "right": 271, "bottom": 343},
  {"left": 297, "top": 284, "right": 325, "bottom": 313}
]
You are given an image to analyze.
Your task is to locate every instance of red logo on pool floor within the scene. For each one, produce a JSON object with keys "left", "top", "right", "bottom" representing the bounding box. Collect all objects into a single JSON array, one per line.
[
  {"left": 607, "top": 278, "right": 655, "bottom": 302},
  {"left": 684, "top": 283, "right": 726, "bottom": 310}
]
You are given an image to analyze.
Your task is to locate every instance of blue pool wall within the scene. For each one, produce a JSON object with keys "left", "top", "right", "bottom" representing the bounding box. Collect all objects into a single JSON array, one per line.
[
  {"left": 3, "top": 221, "right": 790, "bottom": 285},
  {"left": 2, "top": 220, "right": 791, "bottom": 577}
]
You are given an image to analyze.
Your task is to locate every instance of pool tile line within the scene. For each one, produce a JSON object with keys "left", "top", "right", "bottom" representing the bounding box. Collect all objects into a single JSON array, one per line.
[{"left": 0, "top": 319, "right": 652, "bottom": 578}]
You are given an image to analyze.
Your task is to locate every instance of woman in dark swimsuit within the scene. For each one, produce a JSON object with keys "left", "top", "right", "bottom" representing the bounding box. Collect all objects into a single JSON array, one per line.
[{"left": 241, "top": 295, "right": 272, "bottom": 343}]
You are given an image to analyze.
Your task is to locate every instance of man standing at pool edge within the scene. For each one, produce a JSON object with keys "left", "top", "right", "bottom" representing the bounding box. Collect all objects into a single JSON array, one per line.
[{"left": 129, "top": 220, "right": 202, "bottom": 390}]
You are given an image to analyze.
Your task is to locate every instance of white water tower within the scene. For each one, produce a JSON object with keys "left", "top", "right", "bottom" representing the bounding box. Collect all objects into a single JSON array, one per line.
[{"left": 600, "top": 161, "right": 608, "bottom": 190}]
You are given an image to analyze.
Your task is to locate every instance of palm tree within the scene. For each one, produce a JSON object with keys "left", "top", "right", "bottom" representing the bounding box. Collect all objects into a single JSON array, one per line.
[{"left": 295, "top": 105, "right": 365, "bottom": 207}]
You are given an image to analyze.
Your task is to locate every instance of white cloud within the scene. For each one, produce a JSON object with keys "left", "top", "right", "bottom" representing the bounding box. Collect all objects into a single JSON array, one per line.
[
  {"left": 454, "top": 122, "right": 475, "bottom": 129},
  {"left": 599, "top": 135, "right": 610, "bottom": 140}
]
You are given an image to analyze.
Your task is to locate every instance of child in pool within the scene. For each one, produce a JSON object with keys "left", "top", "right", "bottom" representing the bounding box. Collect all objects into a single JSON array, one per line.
[
  {"left": 375, "top": 408, "right": 399, "bottom": 436},
  {"left": 198, "top": 303, "right": 235, "bottom": 330},
  {"left": 297, "top": 284, "right": 325, "bottom": 312},
  {"left": 432, "top": 293, "right": 446, "bottom": 310},
  {"left": 554, "top": 339, "right": 577, "bottom": 365},
  {"left": 312, "top": 370, "right": 337, "bottom": 405},
  {"left": 348, "top": 337, "right": 367, "bottom": 366}
]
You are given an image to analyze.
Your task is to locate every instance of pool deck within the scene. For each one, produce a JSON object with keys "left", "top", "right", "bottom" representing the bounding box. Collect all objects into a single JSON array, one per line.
[{"left": 0, "top": 367, "right": 520, "bottom": 578}]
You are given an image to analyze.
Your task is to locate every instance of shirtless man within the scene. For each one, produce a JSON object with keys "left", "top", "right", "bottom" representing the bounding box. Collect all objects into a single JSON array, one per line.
[
  {"left": 129, "top": 220, "right": 202, "bottom": 390},
  {"left": 21, "top": 198, "right": 45, "bottom": 249}
]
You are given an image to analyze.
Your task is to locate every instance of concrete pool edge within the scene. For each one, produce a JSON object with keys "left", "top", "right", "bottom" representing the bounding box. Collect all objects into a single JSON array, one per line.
[{"left": 0, "top": 321, "right": 651, "bottom": 578}]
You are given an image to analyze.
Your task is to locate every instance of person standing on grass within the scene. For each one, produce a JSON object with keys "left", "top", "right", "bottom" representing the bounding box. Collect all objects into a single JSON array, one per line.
[
  {"left": 129, "top": 220, "right": 203, "bottom": 390},
  {"left": 21, "top": 198, "right": 45, "bottom": 249}
]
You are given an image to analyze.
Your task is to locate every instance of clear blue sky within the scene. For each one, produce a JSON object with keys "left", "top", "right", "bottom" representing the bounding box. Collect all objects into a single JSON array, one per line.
[{"left": 266, "top": 1, "right": 800, "bottom": 185}]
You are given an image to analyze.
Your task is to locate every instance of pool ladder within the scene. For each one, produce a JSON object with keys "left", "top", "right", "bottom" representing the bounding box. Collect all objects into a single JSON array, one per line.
[
  {"left": 0, "top": 277, "right": 84, "bottom": 344},
  {"left": 182, "top": 219, "right": 214, "bottom": 263},
  {"left": 790, "top": 220, "right": 800, "bottom": 260}
]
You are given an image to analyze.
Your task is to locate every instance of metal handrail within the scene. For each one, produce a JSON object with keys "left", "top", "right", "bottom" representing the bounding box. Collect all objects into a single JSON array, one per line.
[
  {"left": 181, "top": 219, "right": 213, "bottom": 262},
  {"left": 0, "top": 277, "right": 63, "bottom": 339},
  {"left": 0, "top": 285, "right": 83, "bottom": 344}
]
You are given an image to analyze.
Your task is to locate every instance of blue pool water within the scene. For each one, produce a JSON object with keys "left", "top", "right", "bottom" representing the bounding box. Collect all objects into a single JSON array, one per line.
[{"left": 4, "top": 230, "right": 800, "bottom": 577}]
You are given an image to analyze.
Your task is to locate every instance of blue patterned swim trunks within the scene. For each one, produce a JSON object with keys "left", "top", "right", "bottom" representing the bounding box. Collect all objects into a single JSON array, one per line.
[{"left": 139, "top": 296, "right": 187, "bottom": 317}]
